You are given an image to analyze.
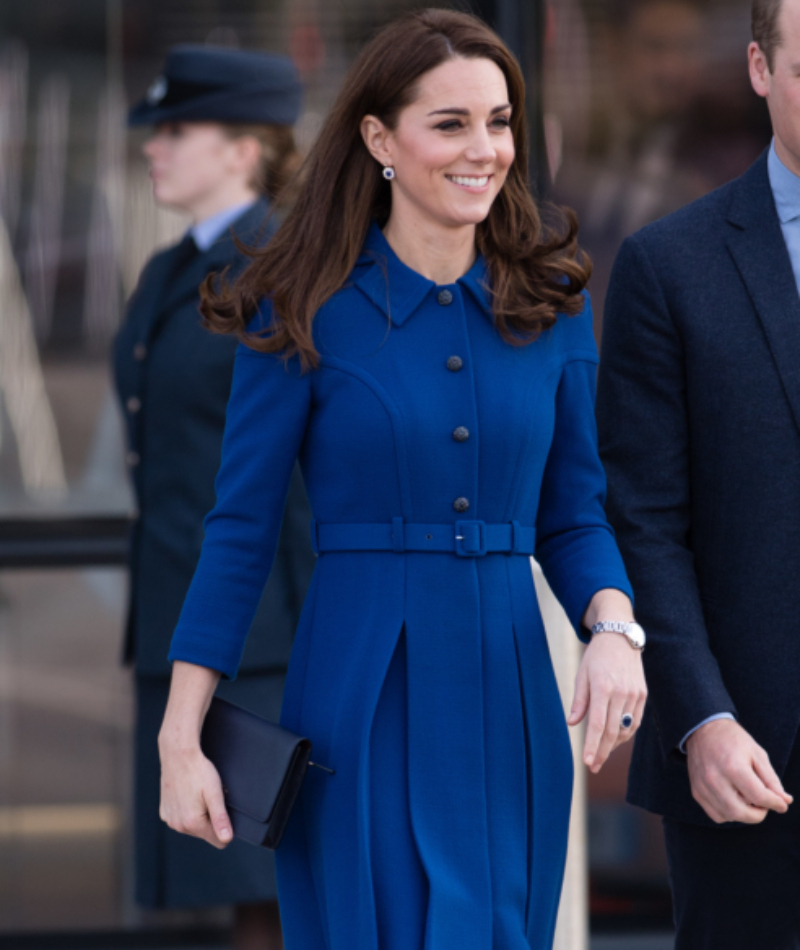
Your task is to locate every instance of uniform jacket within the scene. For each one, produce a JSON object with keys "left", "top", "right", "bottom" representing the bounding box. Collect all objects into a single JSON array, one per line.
[
  {"left": 114, "top": 198, "right": 314, "bottom": 678},
  {"left": 597, "top": 152, "right": 800, "bottom": 825},
  {"left": 169, "top": 223, "right": 632, "bottom": 950}
]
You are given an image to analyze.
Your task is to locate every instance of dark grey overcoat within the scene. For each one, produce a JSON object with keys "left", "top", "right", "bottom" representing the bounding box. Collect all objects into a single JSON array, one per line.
[
  {"left": 597, "top": 152, "right": 800, "bottom": 825},
  {"left": 113, "top": 198, "right": 315, "bottom": 906}
]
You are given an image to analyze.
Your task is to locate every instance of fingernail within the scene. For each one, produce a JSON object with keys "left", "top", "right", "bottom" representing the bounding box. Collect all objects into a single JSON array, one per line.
[{"left": 220, "top": 827, "right": 231, "bottom": 841}]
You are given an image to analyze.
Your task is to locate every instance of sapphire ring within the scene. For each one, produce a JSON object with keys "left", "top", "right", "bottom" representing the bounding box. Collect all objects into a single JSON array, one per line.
[{"left": 621, "top": 713, "right": 634, "bottom": 730}]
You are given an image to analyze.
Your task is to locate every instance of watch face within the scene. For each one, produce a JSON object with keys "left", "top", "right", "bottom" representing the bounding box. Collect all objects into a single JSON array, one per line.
[{"left": 628, "top": 623, "right": 646, "bottom": 648}]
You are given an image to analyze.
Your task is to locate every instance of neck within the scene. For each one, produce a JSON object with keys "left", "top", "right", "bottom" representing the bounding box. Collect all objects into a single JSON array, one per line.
[
  {"left": 382, "top": 210, "right": 477, "bottom": 285},
  {"left": 185, "top": 182, "right": 259, "bottom": 226}
]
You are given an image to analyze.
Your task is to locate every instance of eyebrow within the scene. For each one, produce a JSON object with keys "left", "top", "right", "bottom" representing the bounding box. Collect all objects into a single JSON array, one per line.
[{"left": 427, "top": 103, "right": 512, "bottom": 116}]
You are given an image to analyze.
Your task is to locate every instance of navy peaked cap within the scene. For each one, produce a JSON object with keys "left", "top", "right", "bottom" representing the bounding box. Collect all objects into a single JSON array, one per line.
[{"left": 128, "top": 45, "right": 302, "bottom": 127}]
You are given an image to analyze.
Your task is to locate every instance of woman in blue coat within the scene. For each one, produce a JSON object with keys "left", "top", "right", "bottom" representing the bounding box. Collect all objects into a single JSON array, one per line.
[
  {"left": 114, "top": 46, "right": 314, "bottom": 946},
  {"left": 159, "top": 11, "right": 647, "bottom": 950}
]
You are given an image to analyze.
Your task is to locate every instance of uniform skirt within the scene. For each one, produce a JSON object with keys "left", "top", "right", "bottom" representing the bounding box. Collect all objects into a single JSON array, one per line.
[{"left": 134, "top": 672, "right": 285, "bottom": 908}]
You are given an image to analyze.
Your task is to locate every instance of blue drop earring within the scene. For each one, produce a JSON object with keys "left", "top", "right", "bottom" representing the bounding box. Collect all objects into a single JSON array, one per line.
[{"left": 382, "top": 166, "right": 396, "bottom": 181}]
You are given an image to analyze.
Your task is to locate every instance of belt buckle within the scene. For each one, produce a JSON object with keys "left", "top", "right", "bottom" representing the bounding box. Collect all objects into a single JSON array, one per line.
[{"left": 455, "top": 520, "right": 486, "bottom": 557}]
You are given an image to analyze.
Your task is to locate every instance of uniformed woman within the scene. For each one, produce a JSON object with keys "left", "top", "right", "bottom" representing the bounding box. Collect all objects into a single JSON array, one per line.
[
  {"left": 114, "top": 46, "right": 314, "bottom": 948},
  {"left": 158, "top": 12, "right": 647, "bottom": 950}
]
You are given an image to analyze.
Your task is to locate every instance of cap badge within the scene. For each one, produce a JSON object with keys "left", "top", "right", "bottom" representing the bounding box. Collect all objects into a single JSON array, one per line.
[{"left": 146, "top": 75, "right": 168, "bottom": 105}]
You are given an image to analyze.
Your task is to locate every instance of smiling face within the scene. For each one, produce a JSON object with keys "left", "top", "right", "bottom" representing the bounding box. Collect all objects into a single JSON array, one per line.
[{"left": 362, "top": 56, "right": 515, "bottom": 234}]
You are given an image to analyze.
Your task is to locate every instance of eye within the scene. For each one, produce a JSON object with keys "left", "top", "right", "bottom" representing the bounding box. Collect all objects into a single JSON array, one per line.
[
  {"left": 434, "top": 119, "right": 464, "bottom": 132},
  {"left": 491, "top": 116, "right": 511, "bottom": 130}
]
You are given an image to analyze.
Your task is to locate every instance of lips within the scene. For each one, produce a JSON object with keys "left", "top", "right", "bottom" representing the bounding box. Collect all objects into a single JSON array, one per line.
[{"left": 446, "top": 174, "right": 490, "bottom": 188}]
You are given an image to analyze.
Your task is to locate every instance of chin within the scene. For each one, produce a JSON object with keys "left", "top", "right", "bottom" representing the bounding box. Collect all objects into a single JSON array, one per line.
[{"left": 447, "top": 205, "right": 494, "bottom": 227}]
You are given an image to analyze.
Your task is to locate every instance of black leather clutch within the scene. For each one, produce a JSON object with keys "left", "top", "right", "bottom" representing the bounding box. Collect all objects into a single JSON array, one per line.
[{"left": 201, "top": 696, "right": 318, "bottom": 850}]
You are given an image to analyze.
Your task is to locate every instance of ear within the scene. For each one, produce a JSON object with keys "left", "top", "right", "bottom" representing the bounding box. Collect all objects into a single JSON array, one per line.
[
  {"left": 749, "top": 41, "right": 771, "bottom": 99},
  {"left": 230, "top": 134, "right": 262, "bottom": 179},
  {"left": 360, "top": 115, "right": 394, "bottom": 168}
]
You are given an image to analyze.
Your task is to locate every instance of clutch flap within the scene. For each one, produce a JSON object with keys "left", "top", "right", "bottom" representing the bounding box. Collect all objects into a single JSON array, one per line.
[{"left": 201, "top": 696, "right": 311, "bottom": 824}]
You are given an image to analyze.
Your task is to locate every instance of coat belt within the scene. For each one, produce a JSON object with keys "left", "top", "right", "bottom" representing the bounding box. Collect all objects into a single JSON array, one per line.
[{"left": 310, "top": 519, "right": 535, "bottom": 558}]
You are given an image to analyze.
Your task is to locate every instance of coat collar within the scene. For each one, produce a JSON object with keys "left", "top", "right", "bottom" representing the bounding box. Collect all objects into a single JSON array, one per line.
[
  {"left": 158, "top": 197, "right": 273, "bottom": 315},
  {"left": 353, "top": 222, "right": 493, "bottom": 326},
  {"left": 725, "top": 149, "right": 800, "bottom": 437}
]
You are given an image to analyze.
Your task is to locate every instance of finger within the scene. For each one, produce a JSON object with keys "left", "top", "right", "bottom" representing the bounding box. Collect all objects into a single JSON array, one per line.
[
  {"left": 614, "top": 703, "right": 638, "bottom": 749},
  {"left": 692, "top": 789, "right": 726, "bottom": 824},
  {"left": 592, "top": 691, "right": 626, "bottom": 771},
  {"left": 183, "top": 810, "right": 220, "bottom": 844},
  {"left": 735, "top": 767, "right": 789, "bottom": 814},
  {"left": 568, "top": 667, "right": 590, "bottom": 726},
  {"left": 582, "top": 683, "right": 609, "bottom": 768},
  {"left": 752, "top": 754, "right": 793, "bottom": 806},
  {"left": 204, "top": 783, "right": 233, "bottom": 847},
  {"left": 712, "top": 779, "right": 769, "bottom": 824}
]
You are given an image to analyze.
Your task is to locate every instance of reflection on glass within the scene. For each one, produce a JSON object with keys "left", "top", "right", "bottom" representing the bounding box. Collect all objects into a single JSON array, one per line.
[{"left": 552, "top": 0, "right": 770, "bottom": 334}]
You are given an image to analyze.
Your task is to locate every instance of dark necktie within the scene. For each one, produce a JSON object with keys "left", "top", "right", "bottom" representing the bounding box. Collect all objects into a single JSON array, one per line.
[{"left": 170, "top": 232, "right": 199, "bottom": 278}]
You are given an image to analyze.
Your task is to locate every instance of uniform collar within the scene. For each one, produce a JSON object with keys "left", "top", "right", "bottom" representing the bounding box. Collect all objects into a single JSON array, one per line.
[
  {"left": 353, "top": 222, "right": 493, "bottom": 326},
  {"left": 768, "top": 139, "right": 800, "bottom": 225},
  {"left": 191, "top": 199, "right": 260, "bottom": 251}
]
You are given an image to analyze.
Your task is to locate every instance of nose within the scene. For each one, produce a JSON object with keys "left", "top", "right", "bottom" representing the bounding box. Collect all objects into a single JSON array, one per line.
[
  {"left": 463, "top": 126, "right": 495, "bottom": 165},
  {"left": 142, "top": 135, "right": 161, "bottom": 159}
]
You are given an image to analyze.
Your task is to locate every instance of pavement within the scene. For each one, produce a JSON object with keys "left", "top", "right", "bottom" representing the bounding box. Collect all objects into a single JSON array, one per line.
[{"left": 592, "top": 935, "right": 674, "bottom": 950}]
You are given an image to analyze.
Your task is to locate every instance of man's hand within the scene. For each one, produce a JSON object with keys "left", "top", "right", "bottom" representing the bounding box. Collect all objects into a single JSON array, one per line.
[{"left": 686, "top": 719, "right": 793, "bottom": 824}]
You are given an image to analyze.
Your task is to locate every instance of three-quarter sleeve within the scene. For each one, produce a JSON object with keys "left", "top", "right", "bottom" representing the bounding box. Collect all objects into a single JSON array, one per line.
[
  {"left": 168, "top": 335, "right": 312, "bottom": 679},
  {"left": 535, "top": 305, "right": 633, "bottom": 639}
]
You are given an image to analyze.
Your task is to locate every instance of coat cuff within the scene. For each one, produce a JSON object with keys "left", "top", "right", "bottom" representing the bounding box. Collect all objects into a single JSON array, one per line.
[
  {"left": 541, "top": 546, "right": 634, "bottom": 643},
  {"left": 168, "top": 633, "right": 244, "bottom": 681}
]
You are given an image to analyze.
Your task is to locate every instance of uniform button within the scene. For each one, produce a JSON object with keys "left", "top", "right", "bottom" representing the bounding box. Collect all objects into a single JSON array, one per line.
[
  {"left": 453, "top": 426, "right": 470, "bottom": 442},
  {"left": 133, "top": 343, "right": 147, "bottom": 361},
  {"left": 126, "top": 451, "right": 141, "bottom": 468},
  {"left": 446, "top": 355, "right": 463, "bottom": 372},
  {"left": 453, "top": 497, "right": 470, "bottom": 513},
  {"left": 126, "top": 396, "right": 142, "bottom": 414},
  {"left": 437, "top": 289, "right": 453, "bottom": 306}
]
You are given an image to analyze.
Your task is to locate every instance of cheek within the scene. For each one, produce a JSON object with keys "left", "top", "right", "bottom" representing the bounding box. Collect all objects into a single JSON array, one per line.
[
  {"left": 397, "top": 137, "right": 460, "bottom": 181},
  {"left": 495, "top": 140, "right": 516, "bottom": 180},
  {"left": 177, "top": 144, "right": 223, "bottom": 186}
]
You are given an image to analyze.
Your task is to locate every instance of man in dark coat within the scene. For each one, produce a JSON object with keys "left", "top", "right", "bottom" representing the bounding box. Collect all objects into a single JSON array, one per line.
[
  {"left": 114, "top": 46, "right": 314, "bottom": 946},
  {"left": 596, "top": 1, "right": 800, "bottom": 946}
]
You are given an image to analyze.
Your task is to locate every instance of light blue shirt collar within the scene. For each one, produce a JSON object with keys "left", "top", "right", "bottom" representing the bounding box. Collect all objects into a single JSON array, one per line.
[
  {"left": 768, "top": 140, "right": 800, "bottom": 224},
  {"left": 190, "top": 200, "right": 257, "bottom": 252}
]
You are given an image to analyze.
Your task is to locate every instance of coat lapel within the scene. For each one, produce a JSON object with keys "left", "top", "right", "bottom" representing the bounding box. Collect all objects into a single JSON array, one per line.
[
  {"left": 157, "top": 198, "right": 273, "bottom": 319},
  {"left": 124, "top": 237, "right": 196, "bottom": 345},
  {"left": 726, "top": 152, "right": 800, "bottom": 435}
]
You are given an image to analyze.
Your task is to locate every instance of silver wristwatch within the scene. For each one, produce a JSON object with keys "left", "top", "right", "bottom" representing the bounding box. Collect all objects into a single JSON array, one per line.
[{"left": 590, "top": 620, "right": 646, "bottom": 651}]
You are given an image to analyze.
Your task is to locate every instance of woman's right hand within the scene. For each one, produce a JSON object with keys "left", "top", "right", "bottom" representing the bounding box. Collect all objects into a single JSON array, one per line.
[
  {"left": 157, "top": 660, "right": 231, "bottom": 848},
  {"left": 158, "top": 739, "right": 233, "bottom": 848}
]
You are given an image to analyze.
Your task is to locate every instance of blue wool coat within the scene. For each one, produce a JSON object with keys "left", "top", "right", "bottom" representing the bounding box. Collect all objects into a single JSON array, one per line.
[{"left": 170, "top": 224, "right": 632, "bottom": 950}]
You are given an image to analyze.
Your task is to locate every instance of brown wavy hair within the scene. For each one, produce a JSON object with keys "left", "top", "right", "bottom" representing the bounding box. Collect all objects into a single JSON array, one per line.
[
  {"left": 201, "top": 8, "right": 591, "bottom": 369},
  {"left": 221, "top": 124, "right": 301, "bottom": 204}
]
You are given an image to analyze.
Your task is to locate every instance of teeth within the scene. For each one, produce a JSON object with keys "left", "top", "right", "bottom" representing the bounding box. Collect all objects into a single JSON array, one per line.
[{"left": 447, "top": 175, "right": 489, "bottom": 187}]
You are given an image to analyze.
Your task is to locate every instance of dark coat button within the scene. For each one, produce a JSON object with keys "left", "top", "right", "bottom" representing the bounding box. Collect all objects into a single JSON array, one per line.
[
  {"left": 453, "top": 427, "right": 470, "bottom": 442},
  {"left": 126, "top": 396, "right": 142, "bottom": 413},
  {"left": 437, "top": 289, "right": 454, "bottom": 306},
  {"left": 133, "top": 343, "right": 147, "bottom": 361},
  {"left": 127, "top": 451, "right": 141, "bottom": 467},
  {"left": 453, "top": 497, "right": 470, "bottom": 512},
  {"left": 447, "top": 355, "right": 463, "bottom": 372}
]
